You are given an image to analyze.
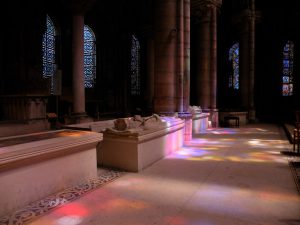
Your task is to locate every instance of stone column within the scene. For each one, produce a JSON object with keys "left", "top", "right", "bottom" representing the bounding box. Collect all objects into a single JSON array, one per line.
[
  {"left": 196, "top": 9, "right": 211, "bottom": 110},
  {"left": 239, "top": 0, "right": 256, "bottom": 123},
  {"left": 71, "top": 14, "right": 86, "bottom": 118},
  {"left": 183, "top": 0, "right": 191, "bottom": 112},
  {"left": 154, "top": 0, "right": 177, "bottom": 114},
  {"left": 62, "top": 0, "right": 95, "bottom": 121},
  {"left": 146, "top": 39, "right": 155, "bottom": 111},
  {"left": 209, "top": 5, "right": 218, "bottom": 127},
  {"left": 248, "top": 0, "right": 256, "bottom": 122},
  {"left": 240, "top": 14, "right": 250, "bottom": 112},
  {"left": 176, "top": 0, "right": 184, "bottom": 112}
]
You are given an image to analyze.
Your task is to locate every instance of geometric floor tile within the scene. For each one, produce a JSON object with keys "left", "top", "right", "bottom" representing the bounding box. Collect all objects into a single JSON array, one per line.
[{"left": 0, "top": 168, "right": 125, "bottom": 225}]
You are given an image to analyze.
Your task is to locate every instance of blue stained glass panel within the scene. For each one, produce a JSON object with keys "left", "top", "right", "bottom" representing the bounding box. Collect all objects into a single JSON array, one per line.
[
  {"left": 282, "top": 76, "right": 289, "bottom": 83},
  {"left": 229, "top": 42, "right": 239, "bottom": 89},
  {"left": 282, "top": 41, "right": 294, "bottom": 96},
  {"left": 282, "top": 84, "right": 289, "bottom": 96},
  {"left": 84, "top": 25, "right": 96, "bottom": 88},
  {"left": 131, "top": 35, "right": 141, "bottom": 95},
  {"left": 42, "top": 15, "right": 56, "bottom": 94},
  {"left": 283, "top": 60, "right": 289, "bottom": 68}
]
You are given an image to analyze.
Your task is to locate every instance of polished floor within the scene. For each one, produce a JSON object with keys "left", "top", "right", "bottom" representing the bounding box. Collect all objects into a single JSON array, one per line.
[{"left": 8, "top": 124, "right": 300, "bottom": 225}]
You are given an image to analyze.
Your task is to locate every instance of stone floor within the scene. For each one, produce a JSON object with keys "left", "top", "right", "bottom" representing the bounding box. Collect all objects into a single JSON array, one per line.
[{"left": 2, "top": 123, "right": 300, "bottom": 225}]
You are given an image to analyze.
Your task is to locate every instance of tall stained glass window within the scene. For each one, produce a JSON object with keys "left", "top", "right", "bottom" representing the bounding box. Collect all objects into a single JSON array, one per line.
[
  {"left": 131, "top": 35, "right": 140, "bottom": 95},
  {"left": 84, "top": 25, "right": 96, "bottom": 88},
  {"left": 282, "top": 41, "right": 294, "bottom": 96},
  {"left": 42, "top": 15, "right": 56, "bottom": 94},
  {"left": 229, "top": 42, "right": 239, "bottom": 89}
]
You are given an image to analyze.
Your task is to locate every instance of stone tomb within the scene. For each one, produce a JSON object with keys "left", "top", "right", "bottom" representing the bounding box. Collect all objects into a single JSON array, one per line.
[
  {"left": 188, "top": 106, "right": 210, "bottom": 134},
  {"left": 0, "top": 130, "right": 102, "bottom": 217},
  {"left": 192, "top": 113, "right": 210, "bottom": 134},
  {"left": 97, "top": 116, "right": 185, "bottom": 172}
]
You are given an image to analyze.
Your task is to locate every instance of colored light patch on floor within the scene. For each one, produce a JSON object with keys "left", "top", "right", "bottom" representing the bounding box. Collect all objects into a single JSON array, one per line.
[
  {"left": 248, "top": 152, "right": 286, "bottom": 163},
  {"left": 169, "top": 147, "right": 213, "bottom": 159},
  {"left": 93, "top": 198, "right": 149, "bottom": 213},
  {"left": 165, "top": 215, "right": 188, "bottom": 225},
  {"left": 54, "top": 203, "right": 89, "bottom": 217},
  {"left": 56, "top": 215, "right": 83, "bottom": 225},
  {"left": 187, "top": 155, "right": 225, "bottom": 161},
  {"left": 188, "top": 139, "right": 222, "bottom": 145},
  {"left": 248, "top": 139, "right": 289, "bottom": 149},
  {"left": 171, "top": 145, "right": 286, "bottom": 163},
  {"left": 206, "top": 127, "right": 278, "bottom": 135},
  {"left": 209, "top": 130, "right": 237, "bottom": 135},
  {"left": 190, "top": 184, "right": 300, "bottom": 218}
]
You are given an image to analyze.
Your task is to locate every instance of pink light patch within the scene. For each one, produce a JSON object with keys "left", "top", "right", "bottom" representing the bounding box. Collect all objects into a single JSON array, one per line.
[
  {"left": 55, "top": 203, "right": 89, "bottom": 217},
  {"left": 166, "top": 215, "right": 188, "bottom": 225}
]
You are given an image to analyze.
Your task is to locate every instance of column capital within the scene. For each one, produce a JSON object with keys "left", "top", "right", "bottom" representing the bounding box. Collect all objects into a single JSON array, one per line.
[
  {"left": 231, "top": 8, "right": 256, "bottom": 34},
  {"left": 191, "top": 0, "right": 222, "bottom": 22},
  {"left": 61, "top": 0, "right": 96, "bottom": 14},
  {"left": 191, "top": 0, "right": 222, "bottom": 11}
]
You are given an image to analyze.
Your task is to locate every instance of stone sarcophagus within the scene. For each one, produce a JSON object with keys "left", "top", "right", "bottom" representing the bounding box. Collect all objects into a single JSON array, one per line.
[
  {"left": 97, "top": 115, "right": 185, "bottom": 172},
  {"left": 0, "top": 130, "right": 102, "bottom": 217}
]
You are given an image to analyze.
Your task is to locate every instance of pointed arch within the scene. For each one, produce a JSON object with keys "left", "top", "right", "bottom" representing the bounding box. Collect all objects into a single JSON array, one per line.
[
  {"left": 282, "top": 40, "right": 294, "bottom": 96},
  {"left": 229, "top": 42, "right": 239, "bottom": 90},
  {"left": 131, "top": 34, "right": 141, "bottom": 96},
  {"left": 84, "top": 25, "right": 96, "bottom": 88}
]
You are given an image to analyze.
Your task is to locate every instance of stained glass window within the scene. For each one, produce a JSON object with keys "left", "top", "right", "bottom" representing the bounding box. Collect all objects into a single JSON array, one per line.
[
  {"left": 42, "top": 15, "right": 56, "bottom": 94},
  {"left": 131, "top": 35, "right": 141, "bottom": 95},
  {"left": 229, "top": 42, "right": 239, "bottom": 90},
  {"left": 282, "top": 41, "right": 294, "bottom": 96},
  {"left": 84, "top": 25, "right": 96, "bottom": 88}
]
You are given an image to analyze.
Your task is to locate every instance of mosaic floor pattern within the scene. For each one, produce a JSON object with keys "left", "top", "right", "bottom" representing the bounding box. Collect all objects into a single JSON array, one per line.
[{"left": 0, "top": 168, "right": 124, "bottom": 225}]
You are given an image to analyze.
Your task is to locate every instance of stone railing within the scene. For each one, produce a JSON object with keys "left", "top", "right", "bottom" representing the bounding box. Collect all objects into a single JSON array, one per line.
[{"left": 0, "top": 95, "right": 48, "bottom": 121}]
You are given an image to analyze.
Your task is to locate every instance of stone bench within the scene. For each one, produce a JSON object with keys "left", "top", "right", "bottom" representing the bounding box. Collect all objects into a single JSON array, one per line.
[
  {"left": 219, "top": 111, "right": 248, "bottom": 126},
  {"left": 0, "top": 130, "right": 102, "bottom": 217},
  {"left": 224, "top": 116, "right": 239, "bottom": 127}
]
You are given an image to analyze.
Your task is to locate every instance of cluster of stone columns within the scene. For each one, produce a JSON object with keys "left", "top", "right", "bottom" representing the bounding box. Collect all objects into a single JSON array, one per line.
[
  {"left": 195, "top": 0, "right": 222, "bottom": 127},
  {"left": 153, "top": 0, "right": 191, "bottom": 114}
]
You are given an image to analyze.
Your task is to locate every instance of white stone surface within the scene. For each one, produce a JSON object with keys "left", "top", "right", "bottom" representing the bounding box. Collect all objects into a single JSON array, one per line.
[
  {"left": 192, "top": 112, "right": 210, "bottom": 134},
  {"left": 65, "top": 119, "right": 115, "bottom": 132}
]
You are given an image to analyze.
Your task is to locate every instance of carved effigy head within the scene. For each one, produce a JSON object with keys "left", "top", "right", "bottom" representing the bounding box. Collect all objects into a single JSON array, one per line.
[
  {"left": 114, "top": 118, "right": 129, "bottom": 131},
  {"left": 188, "top": 105, "right": 202, "bottom": 114}
]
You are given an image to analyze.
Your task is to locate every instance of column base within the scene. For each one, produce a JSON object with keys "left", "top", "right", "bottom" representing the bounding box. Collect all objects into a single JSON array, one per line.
[
  {"left": 202, "top": 108, "right": 218, "bottom": 128},
  {"left": 209, "top": 108, "right": 219, "bottom": 128},
  {"left": 248, "top": 109, "right": 257, "bottom": 123},
  {"left": 178, "top": 112, "right": 193, "bottom": 143}
]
